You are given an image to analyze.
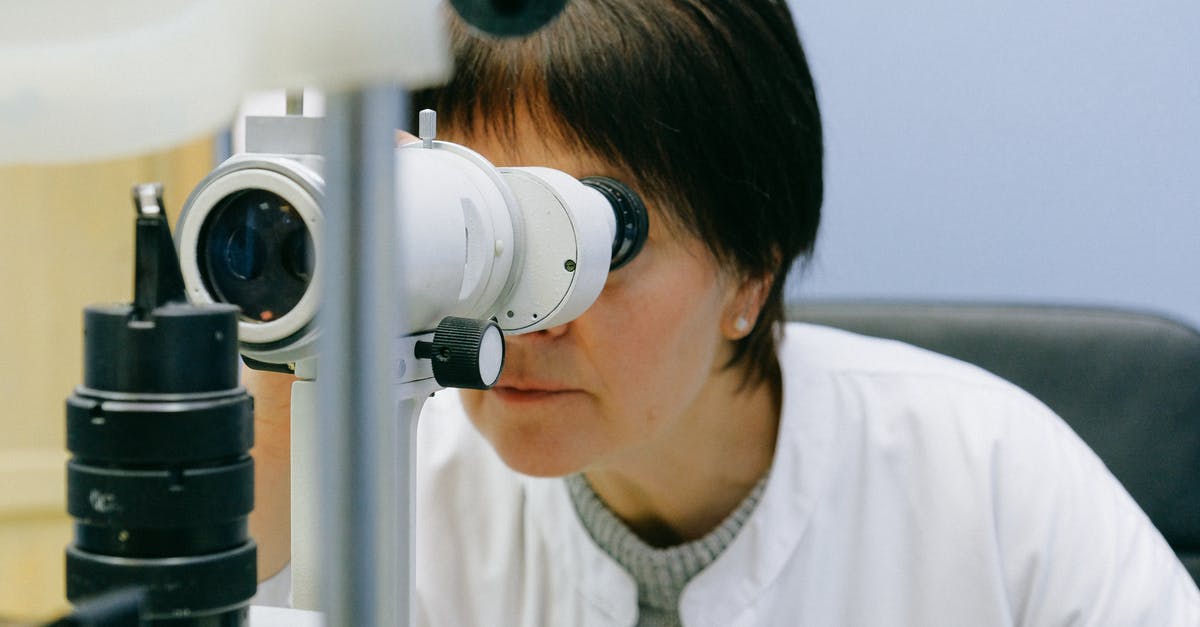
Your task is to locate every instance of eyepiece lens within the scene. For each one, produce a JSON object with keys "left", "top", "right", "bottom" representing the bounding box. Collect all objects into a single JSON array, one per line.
[
  {"left": 197, "top": 189, "right": 314, "bottom": 323},
  {"left": 580, "top": 176, "right": 649, "bottom": 270}
]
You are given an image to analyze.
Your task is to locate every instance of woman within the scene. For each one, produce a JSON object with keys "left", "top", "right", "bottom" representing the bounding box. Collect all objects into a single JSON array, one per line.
[{"left": 250, "top": 1, "right": 1199, "bottom": 624}]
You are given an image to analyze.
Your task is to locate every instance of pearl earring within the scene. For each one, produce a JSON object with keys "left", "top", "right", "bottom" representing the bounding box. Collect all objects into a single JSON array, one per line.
[{"left": 734, "top": 316, "right": 750, "bottom": 333}]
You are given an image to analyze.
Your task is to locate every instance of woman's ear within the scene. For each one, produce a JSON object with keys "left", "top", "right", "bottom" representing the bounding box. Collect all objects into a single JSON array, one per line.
[{"left": 721, "top": 273, "right": 773, "bottom": 340}]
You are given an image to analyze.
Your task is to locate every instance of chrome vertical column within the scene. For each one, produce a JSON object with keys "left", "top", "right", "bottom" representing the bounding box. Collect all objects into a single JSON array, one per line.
[{"left": 314, "top": 85, "right": 407, "bottom": 627}]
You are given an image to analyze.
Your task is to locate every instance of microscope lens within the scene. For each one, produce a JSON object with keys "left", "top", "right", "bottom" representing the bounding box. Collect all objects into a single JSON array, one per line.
[
  {"left": 198, "top": 189, "right": 314, "bottom": 323},
  {"left": 223, "top": 226, "right": 265, "bottom": 280}
]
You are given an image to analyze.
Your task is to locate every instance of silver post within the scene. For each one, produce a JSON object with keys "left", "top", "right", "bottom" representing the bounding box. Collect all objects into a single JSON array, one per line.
[
  {"left": 418, "top": 109, "right": 436, "bottom": 149},
  {"left": 315, "top": 84, "right": 407, "bottom": 627}
]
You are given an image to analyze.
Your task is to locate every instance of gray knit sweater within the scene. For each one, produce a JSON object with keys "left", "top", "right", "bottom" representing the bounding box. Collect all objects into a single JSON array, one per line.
[{"left": 565, "top": 473, "right": 769, "bottom": 627}]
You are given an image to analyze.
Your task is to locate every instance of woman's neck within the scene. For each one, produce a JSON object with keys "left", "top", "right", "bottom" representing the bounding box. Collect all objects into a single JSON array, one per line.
[{"left": 582, "top": 363, "right": 781, "bottom": 547}]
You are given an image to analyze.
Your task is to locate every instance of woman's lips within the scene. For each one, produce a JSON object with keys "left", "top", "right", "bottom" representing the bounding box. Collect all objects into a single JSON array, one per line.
[{"left": 490, "top": 386, "right": 579, "bottom": 403}]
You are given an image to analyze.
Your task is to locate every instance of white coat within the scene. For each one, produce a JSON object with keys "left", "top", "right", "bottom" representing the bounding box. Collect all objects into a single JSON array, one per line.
[{"left": 298, "top": 323, "right": 1200, "bottom": 625}]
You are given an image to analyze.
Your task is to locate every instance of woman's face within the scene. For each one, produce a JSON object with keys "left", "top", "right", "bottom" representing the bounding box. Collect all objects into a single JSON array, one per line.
[{"left": 449, "top": 120, "right": 748, "bottom": 478}]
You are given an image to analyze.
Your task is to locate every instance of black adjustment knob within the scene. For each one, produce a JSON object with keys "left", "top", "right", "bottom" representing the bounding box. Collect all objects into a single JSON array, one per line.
[
  {"left": 581, "top": 176, "right": 649, "bottom": 270},
  {"left": 415, "top": 317, "right": 506, "bottom": 389}
]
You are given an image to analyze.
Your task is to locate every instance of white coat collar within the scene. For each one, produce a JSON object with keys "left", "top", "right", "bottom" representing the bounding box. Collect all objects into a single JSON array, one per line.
[
  {"left": 680, "top": 328, "right": 841, "bottom": 625},
  {"left": 524, "top": 474, "right": 639, "bottom": 625}
]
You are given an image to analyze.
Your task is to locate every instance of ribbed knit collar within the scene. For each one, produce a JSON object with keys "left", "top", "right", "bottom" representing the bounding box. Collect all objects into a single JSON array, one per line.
[{"left": 565, "top": 472, "right": 770, "bottom": 624}]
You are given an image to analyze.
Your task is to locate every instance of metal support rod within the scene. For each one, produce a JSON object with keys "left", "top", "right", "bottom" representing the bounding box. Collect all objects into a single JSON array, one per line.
[{"left": 314, "top": 85, "right": 407, "bottom": 627}]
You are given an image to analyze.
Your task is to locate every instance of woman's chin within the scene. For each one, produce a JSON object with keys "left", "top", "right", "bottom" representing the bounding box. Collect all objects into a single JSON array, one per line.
[
  {"left": 470, "top": 417, "right": 595, "bottom": 478},
  {"left": 502, "top": 455, "right": 580, "bottom": 478},
  {"left": 478, "top": 424, "right": 592, "bottom": 477},
  {"left": 462, "top": 389, "right": 610, "bottom": 477}
]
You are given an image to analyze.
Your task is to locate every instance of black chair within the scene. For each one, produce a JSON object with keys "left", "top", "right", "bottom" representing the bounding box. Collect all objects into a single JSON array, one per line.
[{"left": 787, "top": 301, "right": 1200, "bottom": 585}]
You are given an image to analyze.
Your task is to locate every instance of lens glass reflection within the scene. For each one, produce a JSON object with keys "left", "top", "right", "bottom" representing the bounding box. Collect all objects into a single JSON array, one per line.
[{"left": 197, "top": 189, "right": 314, "bottom": 323}]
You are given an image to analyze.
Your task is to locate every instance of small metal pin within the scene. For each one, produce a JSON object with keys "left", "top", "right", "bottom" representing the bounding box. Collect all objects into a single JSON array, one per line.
[
  {"left": 133, "top": 183, "right": 162, "bottom": 216},
  {"left": 419, "top": 109, "right": 437, "bottom": 149}
]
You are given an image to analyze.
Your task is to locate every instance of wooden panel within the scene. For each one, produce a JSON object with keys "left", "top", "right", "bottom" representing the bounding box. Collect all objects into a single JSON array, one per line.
[
  {"left": 0, "top": 451, "right": 70, "bottom": 621},
  {"left": 0, "top": 137, "right": 213, "bottom": 621}
]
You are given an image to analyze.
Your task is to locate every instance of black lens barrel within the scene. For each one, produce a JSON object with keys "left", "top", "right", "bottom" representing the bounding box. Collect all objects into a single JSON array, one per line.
[
  {"left": 66, "top": 303, "right": 256, "bottom": 626},
  {"left": 580, "top": 176, "right": 649, "bottom": 271}
]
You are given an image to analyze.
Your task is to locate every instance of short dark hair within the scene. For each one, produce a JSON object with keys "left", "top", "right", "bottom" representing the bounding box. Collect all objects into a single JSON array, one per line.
[{"left": 414, "top": 0, "right": 823, "bottom": 386}]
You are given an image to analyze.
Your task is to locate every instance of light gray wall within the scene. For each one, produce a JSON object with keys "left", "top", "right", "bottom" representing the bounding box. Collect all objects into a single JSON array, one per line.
[{"left": 785, "top": 0, "right": 1200, "bottom": 328}]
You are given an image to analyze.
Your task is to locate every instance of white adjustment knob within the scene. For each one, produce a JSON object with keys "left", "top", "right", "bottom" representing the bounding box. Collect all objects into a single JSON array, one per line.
[{"left": 419, "top": 109, "right": 437, "bottom": 149}]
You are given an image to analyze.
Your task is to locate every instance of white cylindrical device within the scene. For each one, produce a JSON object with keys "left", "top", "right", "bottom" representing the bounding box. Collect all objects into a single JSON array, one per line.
[{"left": 176, "top": 132, "right": 638, "bottom": 369}]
